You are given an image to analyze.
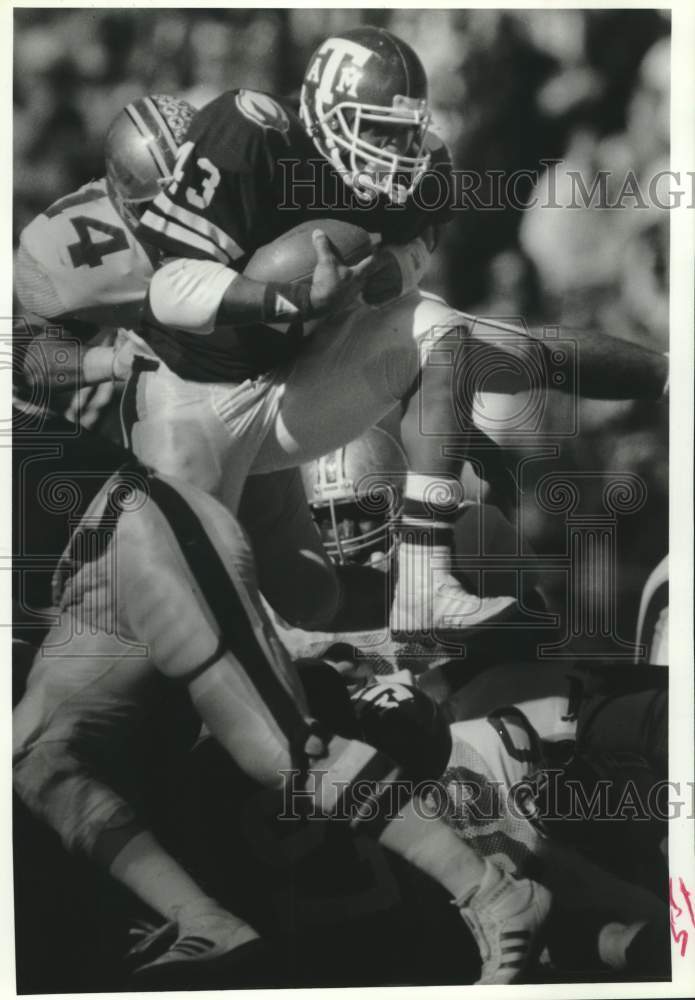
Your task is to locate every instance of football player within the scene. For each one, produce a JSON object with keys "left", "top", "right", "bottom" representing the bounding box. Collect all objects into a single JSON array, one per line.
[
  {"left": 130, "top": 25, "right": 669, "bottom": 643},
  {"left": 300, "top": 423, "right": 408, "bottom": 571},
  {"left": 14, "top": 94, "right": 197, "bottom": 423},
  {"left": 285, "top": 422, "right": 548, "bottom": 684},
  {"left": 14, "top": 93, "right": 352, "bottom": 632},
  {"left": 13, "top": 409, "right": 553, "bottom": 987},
  {"left": 440, "top": 661, "right": 669, "bottom": 976}
]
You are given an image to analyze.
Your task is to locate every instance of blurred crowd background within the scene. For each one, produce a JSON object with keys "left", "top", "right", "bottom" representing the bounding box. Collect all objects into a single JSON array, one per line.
[{"left": 13, "top": 8, "right": 670, "bottom": 649}]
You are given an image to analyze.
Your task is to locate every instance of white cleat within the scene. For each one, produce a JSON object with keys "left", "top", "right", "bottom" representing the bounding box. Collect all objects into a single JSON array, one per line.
[
  {"left": 390, "top": 571, "right": 519, "bottom": 640},
  {"left": 129, "top": 905, "right": 262, "bottom": 988},
  {"left": 455, "top": 860, "right": 552, "bottom": 984}
]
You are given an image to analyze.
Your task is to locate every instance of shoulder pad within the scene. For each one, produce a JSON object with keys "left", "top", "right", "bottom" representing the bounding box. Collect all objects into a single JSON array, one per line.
[
  {"left": 186, "top": 89, "right": 297, "bottom": 169},
  {"left": 235, "top": 90, "right": 292, "bottom": 137}
]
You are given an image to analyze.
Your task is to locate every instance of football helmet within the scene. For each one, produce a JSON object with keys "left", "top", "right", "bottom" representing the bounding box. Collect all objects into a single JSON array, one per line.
[
  {"left": 300, "top": 26, "right": 432, "bottom": 204},
  {"left": 301, "top": 426, "right": 408, "bottom": 567},
  {"left": 634, "top": 554, "right": 668, "bottom": 666},
  {"left": 105, "top": 94, "right": 197, "bottom": 231}
]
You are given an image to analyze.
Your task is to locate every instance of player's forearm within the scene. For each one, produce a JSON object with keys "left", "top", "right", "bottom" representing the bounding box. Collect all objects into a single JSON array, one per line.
[
  {"left": 216, "top": 272, "right": 312, "bottom": 326},
  {"left": 466, "top": 318, "right": 669, "bottom": 401},
  {"left": 149, "top": 257, "right": 313, "bottom": 333}
]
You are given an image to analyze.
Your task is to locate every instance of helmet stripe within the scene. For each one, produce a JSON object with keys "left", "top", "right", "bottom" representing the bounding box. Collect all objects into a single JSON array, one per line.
[
  {"left": 143, "top": 96, "right": 180, "bottom": 160},
  {"left": 124, "top": 103, "right": 170, "bottom": 179},
  {"left": 394, "top": 36, "right": 411, "bottom": 97}
]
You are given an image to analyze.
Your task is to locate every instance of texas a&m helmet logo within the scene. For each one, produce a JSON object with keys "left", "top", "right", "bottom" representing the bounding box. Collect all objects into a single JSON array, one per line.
[
  {"left": 304, "top": 37, "right": 374, "bottom": 107},
  {"left": 300, "top": 27, "right": 432, "bottom": 204}
]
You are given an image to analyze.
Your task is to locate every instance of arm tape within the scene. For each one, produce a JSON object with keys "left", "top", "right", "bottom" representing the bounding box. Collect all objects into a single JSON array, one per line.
[{"left": 262, "top": 282, "right": 313, "bottom": 323}]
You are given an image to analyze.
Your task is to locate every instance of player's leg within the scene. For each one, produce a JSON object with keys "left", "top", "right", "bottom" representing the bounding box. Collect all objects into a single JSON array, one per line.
[
  {"left": 112, "top": 472, "right": 313, "bottom": 787},
  {"left": 121, "top": 360, "right": 241, "bottom": 500},
  {"left": 12, "top": 623, "right": 258, "bottom": 976},
  {"left": 379, "top": 798, "right": 550, "bottom": 984},
  {"left": 122, "top": 358, "right": 346, "bottom": 634},
  {"left": 309, "top": 678, "right": 552, "bottom": 985},
  {"left": 251, "top": 292, "right": 519, "bottom": 637},
  {"left": 122, "top": 474, "right": 552, "bottom": 983}
]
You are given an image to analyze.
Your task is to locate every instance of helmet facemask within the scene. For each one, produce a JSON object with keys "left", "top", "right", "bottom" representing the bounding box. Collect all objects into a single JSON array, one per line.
[
  {"left": 105, "top": 171, "right": 173, "bottom": 234},
  {"left": 301, "top": 429, "right": 407, "bottom": 569},
  {"left": 313, "top": 495, "right": 401, "bottom": 568},
  {"left": 307, "top": 94, "right": 432, "bottom": 204}
]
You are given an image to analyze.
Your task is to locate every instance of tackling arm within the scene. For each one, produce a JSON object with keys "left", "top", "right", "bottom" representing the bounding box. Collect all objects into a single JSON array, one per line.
[
  {"left": 465, "top": 316, "right": 669, "bottom": 401},
  {"left": 20, "top": 327, "right": 154, "bottom": 392}
]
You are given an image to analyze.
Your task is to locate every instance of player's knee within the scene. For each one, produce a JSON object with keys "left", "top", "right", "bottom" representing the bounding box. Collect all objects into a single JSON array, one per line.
[
  {"left": 13, "top": 744, "right": 89, "bottom": 854},
  {"left": 134, "top": 423, "right": 223, "bottom": 496},
  {"left": 15, "top": 739, "right": 145, "bottom": 859}
]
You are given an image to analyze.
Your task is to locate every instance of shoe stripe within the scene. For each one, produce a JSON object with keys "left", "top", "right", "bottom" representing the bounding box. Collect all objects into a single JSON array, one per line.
[
  {"left": 171, "top": 936, "right": 216, "bottom": 956},
  {"left": 501, "top": 930, "right": 531, "bottom": 940}
]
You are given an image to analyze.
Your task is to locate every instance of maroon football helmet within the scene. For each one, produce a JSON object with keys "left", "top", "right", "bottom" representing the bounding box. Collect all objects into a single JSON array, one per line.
[{"left": 300, "top": 26, "right": 432, "bottom": 204}]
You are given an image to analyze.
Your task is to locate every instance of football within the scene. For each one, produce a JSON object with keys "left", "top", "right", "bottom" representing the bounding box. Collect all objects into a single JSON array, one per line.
[{"left": 243, "top": 219, "right": 374, "bottom": 285}]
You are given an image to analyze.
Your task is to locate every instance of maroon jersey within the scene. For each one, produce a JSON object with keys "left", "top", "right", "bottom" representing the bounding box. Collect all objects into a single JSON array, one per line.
[{"left": 137, "top": 88, "right": 452, "bottom": 381}]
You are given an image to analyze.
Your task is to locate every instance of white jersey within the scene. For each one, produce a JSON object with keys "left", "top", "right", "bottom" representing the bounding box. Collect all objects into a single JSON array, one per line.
[
  {"left": 442, "top": 712, "right": 548, "bottom": 878},
  {"left": 15, "top": 177, "right": 152, "bottom": 328},
  {"left": 440, "top": 663, "right": 584, "bottom": 877}
]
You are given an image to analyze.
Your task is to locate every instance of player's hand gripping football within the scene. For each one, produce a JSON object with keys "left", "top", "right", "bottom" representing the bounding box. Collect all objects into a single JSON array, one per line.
[{"left": 309, "top": 229, "right": 374, "bottom": 316}]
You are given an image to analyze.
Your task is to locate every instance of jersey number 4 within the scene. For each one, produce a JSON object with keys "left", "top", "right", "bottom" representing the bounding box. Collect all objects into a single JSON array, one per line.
[{"left": 67, "top": 216, "right": 129, "bottom": 269}]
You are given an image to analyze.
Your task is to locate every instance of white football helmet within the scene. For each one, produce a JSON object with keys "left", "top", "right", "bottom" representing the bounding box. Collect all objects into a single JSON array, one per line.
[
  {"left": 105, "top": 94, "right": 197, "bottom": 231},
  {"left": 301, "top": 426, "right": 408, "bottom": 567}
]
